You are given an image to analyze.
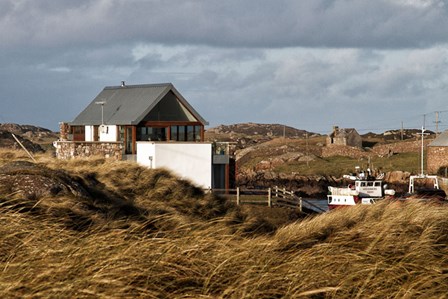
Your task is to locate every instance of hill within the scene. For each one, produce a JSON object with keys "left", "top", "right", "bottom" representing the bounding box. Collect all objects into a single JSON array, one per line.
[
  {"left": 0, "top": 122, "right": 439, "bottom": 197},
  {"left": 206, "top": 123, "right": 320, "bottom": 139},
  {"left": 0, "top": 123, "right": 55, "bottom": 137},
  {"left": 0, "top": 123, "right": 58, "bottom": 152},
  {"left": 0, "top": 150, "right": 446, "bottom": 297}
]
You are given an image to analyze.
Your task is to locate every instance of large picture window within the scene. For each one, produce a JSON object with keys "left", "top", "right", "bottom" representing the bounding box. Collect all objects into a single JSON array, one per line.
[
  {"left": 137, "top": 127, "right": 166, "bottom": 141},
  {"left": 168, "top": 125, "right": 202, "bottom": 141}
]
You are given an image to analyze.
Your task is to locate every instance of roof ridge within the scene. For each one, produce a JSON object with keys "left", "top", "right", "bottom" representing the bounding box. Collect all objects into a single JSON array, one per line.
[{"left": 104, "top": 83, "right": 172, "bottom": 90}]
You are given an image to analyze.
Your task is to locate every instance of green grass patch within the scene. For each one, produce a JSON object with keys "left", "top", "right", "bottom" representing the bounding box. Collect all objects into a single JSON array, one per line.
[{"left": 273, "top": 152, "right": 423, "bottom": 177}]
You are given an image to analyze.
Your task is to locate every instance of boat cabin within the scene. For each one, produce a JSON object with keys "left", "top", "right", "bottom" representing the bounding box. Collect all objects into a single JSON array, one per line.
[{"left": 353, "top": 180, "right": 386, "bottom": 198}]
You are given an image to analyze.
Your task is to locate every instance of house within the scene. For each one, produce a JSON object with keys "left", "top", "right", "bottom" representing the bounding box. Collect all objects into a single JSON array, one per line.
[
  {"left": 66, "top": 82, "right": 208, "bottom": 156},
  {"left": 54, "top": 82, "right": 234, "bottom": 189},
  {"left": 426, "top": 130, "right": 448, "bottom": 174},
  {"left": 326, "top": 126, "right": 362, "bottom": 148}
]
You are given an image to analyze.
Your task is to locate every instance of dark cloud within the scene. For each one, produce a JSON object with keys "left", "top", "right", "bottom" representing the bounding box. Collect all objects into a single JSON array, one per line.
[
  {"left": 1, "top": 1, "right": 448, "bottom": 133},
  {"left": 1, "top": 0, "right": 448, "bottom": 49}
]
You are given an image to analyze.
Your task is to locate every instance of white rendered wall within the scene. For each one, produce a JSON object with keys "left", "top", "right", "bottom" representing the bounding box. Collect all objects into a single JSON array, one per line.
[
  {"left": 137, "top": 142, "right": 212, "bottom": 189},
  {"left": 99, "top": 125, "right": 118, "bottom": 142},
  {"left": 85, "top": 126, "right": 94, "bottom": 141},
  {"left": 85, "top": 125, "right": 118, "bottom": 142}
]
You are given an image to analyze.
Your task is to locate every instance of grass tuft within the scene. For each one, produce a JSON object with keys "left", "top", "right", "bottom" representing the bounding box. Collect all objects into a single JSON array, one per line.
[{"left": 0, "top": 151, "right": 446, "bottom": 297}]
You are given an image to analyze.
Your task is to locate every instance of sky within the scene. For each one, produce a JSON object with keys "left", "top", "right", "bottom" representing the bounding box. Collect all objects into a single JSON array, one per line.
[{"left": 1, "top": 0, "right": 448, "bottom": 134}]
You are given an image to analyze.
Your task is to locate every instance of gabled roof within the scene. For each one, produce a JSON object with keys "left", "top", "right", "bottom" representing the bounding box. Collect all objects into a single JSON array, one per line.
[
  {"left": 70, "top": 83, "right": 208, "bottom": 126},
  {"left": 429, "top": 130, "right": 448, "bottom": 147},
  {"left": 329, "top": 128, "right": 358, "bottom": 138}
]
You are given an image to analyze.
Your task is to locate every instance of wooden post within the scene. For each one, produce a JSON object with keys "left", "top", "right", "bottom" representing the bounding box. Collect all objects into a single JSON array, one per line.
[
  {"left": 236, "top": 187, "right": 240, "bottom": 205},
  {"left": 268, "top": 188, "right": 272, "bottom": 207},
  {"left": 11, "top": 134, "right": 36, "bottom": 163}
]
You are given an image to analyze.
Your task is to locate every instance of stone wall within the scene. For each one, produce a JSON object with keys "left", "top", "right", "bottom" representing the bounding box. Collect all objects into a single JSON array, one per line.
[
  {"left": 54, "top": 141, "right": 123, "bottom": 160},
  {"left": 427, "top": 146, "right": 448, "bottom": 174},
  {"left": 321, "top": 144, "right": 368, "bottom": 159},
  {"left": 371, "top": 139, "right": 429, "bottom": 156}
]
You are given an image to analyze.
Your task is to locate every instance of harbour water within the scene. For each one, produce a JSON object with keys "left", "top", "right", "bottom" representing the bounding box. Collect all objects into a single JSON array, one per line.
[{"left": 302, "top": 198, "right": 329, "bottom": 213}]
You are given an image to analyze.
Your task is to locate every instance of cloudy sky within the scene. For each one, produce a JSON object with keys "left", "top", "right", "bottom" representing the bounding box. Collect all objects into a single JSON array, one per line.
[{"left": 1, "top": 0, "right": 448, "bottom": 134}]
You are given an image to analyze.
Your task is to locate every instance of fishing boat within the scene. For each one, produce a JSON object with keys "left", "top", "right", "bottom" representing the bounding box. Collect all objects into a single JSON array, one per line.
[{"left": 327, "top": 170, "right": 395, "bottom": 210}]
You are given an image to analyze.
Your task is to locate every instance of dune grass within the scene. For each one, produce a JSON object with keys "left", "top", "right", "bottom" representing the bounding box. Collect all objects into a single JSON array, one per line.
[{"left": 0, "top": 151, "right": 447, "bottom": 297}]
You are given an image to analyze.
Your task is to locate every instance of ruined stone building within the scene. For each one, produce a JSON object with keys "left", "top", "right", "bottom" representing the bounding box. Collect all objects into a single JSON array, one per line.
[{"left": 326, "top": 126, "right": 362, "bottom": 148}]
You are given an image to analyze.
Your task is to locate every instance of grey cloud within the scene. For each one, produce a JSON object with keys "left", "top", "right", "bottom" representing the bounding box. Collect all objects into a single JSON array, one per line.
[{"left": 2, "top": 0, "right": 448, "bottom": 49}]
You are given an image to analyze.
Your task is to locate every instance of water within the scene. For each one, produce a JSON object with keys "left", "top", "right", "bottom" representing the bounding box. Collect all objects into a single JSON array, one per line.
[{"left": 302, "top": 198, "right": 329, "bottom": 213}]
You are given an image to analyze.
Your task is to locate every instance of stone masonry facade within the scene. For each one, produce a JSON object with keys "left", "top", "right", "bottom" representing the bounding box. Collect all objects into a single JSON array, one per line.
[
  {"left": 427, "top": 146, "right": 448, "bottom": 174},
  {"left": 54, "top": 141, "right": 123, "bottom": 160}
]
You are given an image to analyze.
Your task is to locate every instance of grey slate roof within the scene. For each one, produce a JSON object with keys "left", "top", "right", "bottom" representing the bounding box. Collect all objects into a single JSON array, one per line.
[
  {"left": 329, "top": 128, "right": 358, "bottom": 138},
  {"left": 70, "top": 83, "right": 208, "bottom": 126},
  {"left": 429, "top": 130, "right": 448, "bottom": 146}
]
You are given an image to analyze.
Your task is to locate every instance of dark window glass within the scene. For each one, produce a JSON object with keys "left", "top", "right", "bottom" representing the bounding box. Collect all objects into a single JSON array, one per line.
[
  {"left": 187, "top": 126, "right": 194, "bottom": 141},
  {"left": 178, "top": 126, "right": 185, "bottom": 141},
  {"left": 170, "top": 126, "right": 178, "bottom": 141},
  {"left": 195, "top": 126, "right": 202, "bottom": 141}
]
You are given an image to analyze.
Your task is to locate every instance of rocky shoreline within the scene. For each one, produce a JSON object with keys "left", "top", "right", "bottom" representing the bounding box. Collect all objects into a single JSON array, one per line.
[{"left": 237, "top": 170, "right": 413, "bottom": 198}]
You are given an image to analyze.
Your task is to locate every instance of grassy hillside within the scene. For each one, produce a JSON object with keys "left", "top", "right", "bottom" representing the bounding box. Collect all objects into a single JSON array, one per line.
[{"left": 0, "top": 150, "right": 447, "bottom": 297}]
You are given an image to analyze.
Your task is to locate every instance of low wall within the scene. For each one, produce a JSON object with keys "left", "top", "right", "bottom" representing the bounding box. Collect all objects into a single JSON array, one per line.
[
  {"left": 54, "top": 141, "right": 123, "bottom": 160},
  {"left": 321, "top": 144, "right": 368, "bottom": 159},
  {"left": 371, "top": 139, "right": 430, "bottom": 156}
]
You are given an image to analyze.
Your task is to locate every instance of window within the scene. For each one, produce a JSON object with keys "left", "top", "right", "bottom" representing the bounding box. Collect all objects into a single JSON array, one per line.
[
  {"left": 195, "top": 125, "right": 202, "bottom": 141},
  {"left": 178, "top": 126, "right": 185, "bottom": 141},
  {"left": 168, "top": 125, "right": 202, "bottom": 142},
  {"left": 72, "top": 126, "right": 85, "bottom": 141},
  {"left": 170, "top": 126, "right": 178, "bottom": 141},
  {"left": 136, "top": 127, "right": 167, "bottom": 141},
  {"left": 187, "top": 126, "right": 194, "bottom": 141}
]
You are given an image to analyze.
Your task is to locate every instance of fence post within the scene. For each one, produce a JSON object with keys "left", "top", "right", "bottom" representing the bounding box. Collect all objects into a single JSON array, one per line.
[
  {"left": 268, "top": 188, "right": 272, "bottom": 207},
  {"left": 236, "top": 187, "right": 240, "bottom": 205}
]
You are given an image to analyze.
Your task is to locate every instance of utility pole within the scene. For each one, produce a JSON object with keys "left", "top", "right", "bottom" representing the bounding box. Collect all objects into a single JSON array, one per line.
[
  {"left": 434, "top": 111, "right": 440, "bottom": 136},
  {"left": 305, "top": 132, "right": 309, "bottom": 167},
  {"left": 401, "top": 121, "right": 404, "bottom": 141}
]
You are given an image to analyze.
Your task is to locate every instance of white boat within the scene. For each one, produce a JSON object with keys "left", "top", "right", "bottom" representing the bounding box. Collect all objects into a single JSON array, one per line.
[{"left": 327, "top": 171, "right": 395, "bottom": 210}]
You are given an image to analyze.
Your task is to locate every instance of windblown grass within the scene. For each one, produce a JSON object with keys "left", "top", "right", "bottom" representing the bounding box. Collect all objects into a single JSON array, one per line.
[{"left": 0, "top": 153, "right": 447, "bottom": 298}]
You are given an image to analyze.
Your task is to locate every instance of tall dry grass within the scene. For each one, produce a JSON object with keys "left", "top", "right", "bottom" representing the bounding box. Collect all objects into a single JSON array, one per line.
[{"left": 0, "top": 151, "right": 447, "bottom": 297}]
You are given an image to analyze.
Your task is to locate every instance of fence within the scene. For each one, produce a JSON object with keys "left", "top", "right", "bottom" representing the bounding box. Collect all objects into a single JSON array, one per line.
[{"left": 211, "top": 187, "right": 327, "bottom": 213}]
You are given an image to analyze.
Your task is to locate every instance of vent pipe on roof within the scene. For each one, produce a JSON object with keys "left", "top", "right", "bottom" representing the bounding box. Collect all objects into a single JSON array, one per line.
[{"left": 121, "top": 81, "right": 126, "bottom": 87}]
